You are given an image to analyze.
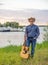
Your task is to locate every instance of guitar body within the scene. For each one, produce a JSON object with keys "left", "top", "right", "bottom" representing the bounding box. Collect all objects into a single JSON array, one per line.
[{"left": 20, "top": 45, "right": 30, "bottom": 59}]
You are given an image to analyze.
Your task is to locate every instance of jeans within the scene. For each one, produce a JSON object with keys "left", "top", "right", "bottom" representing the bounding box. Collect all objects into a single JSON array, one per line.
[{"left": 26, "top": 37, "right": 36, "bottom": 56}]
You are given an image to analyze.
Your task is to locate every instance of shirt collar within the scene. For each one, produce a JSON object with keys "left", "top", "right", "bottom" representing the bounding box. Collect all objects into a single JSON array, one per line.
[{"left": 30, "top": 24, "right": 34, "bottom": 26}]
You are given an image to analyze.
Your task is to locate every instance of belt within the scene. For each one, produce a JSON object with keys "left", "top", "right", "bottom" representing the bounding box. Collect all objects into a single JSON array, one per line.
[{"left": 28, "top": 37, "right": 33, "bottom": 39}]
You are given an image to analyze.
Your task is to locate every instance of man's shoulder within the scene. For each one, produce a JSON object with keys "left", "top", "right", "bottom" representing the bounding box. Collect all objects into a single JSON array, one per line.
[
  {"left": 26, "top": 24, "right": 39, "bottom": 28},
  {"left": 34, "top": 24, "right": 39, "bottom": 28}
]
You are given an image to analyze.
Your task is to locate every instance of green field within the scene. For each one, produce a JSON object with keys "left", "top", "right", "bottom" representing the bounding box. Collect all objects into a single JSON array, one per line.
[{"left": 0, "top": 41, "right": 48, "bottom": 65}]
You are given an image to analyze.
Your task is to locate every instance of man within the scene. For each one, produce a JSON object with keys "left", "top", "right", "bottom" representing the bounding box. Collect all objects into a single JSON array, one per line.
[{"left": 24, "top": 17, "right": 40, "bottom": 58}]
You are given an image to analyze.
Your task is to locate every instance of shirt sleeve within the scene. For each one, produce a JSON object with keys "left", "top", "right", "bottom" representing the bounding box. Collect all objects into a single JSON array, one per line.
[
  {"left": 34, "top": 26, "right": 40, "bottom": 39},
  {"left": 24, "top": 27, "right": 28, "bottom": 36}
]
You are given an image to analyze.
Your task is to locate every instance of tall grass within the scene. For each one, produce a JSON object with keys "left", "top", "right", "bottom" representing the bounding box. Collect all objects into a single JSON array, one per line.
[{"left": 0, "top": 41, "right": 48, "bottom": 65}]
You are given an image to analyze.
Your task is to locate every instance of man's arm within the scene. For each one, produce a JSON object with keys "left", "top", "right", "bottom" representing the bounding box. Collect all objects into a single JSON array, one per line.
[
  {"left": 34, "top": 26, "right": 40, "bottom": 39},
  {"left": 24, "top": 27, "right": 28, "bottom": 41}
]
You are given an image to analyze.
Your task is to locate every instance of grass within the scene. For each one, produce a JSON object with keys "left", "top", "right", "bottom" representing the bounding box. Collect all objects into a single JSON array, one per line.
[{"left": 0, "top": 41, "right": 48, "bottom": 65}]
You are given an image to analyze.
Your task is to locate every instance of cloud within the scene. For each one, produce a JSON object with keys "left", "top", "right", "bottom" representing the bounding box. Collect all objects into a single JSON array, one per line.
[
  {"left": 0, "top": 0, "right": 48, "bottom": 10},
  {"left": 0, "top": 3, "right": 4, "bottom": 5}
]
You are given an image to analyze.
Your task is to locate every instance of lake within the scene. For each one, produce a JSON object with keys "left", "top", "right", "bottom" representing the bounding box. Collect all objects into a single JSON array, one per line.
[{"left": 0, "top": 27, "right": 46, "bottom": 47}]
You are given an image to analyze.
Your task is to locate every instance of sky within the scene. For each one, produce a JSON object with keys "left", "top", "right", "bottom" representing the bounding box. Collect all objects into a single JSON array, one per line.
[
  {"left": 0, "top": 0, "right": 48, "bottom": 25},
  {"left": 0, "top": 0, "right": 48, "bottom": 10}
]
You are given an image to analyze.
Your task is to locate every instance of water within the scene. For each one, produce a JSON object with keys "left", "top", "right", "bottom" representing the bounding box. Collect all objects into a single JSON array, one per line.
[{"left": 0, "top": 27, "right": 45, "bottom": 47}]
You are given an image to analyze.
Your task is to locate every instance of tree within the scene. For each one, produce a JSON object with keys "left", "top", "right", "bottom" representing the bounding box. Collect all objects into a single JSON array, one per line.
[
  {"left": 10, "top": 22, "right": 19, "bottom": 28},
  {"left": 4, "top": 22, "right": 11, "bottom": 27},
  {"left": 0, "top": 23, "right": 3, "bottom": 27},
  {"left": 3, "top": 22, "right": 19, "bottom": 28},
  {"left": 19, "top": 26, "right": 23, "bottom": 28}
]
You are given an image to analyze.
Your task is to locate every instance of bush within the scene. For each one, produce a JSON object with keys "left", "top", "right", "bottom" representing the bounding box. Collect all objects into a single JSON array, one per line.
[{"left": 44, "top": 26, "right": 48, "bottom": 41}]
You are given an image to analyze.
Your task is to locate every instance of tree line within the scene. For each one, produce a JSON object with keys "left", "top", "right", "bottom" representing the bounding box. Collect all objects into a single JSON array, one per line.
[{"left": 0, "top": 22, "right": 23, "bottom": 28}]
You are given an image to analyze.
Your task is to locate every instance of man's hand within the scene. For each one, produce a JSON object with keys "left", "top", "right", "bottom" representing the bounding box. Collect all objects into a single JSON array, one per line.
[
  {"left": 34, "top": 37, "right": 36, "bottom": 39},
  {"left": 24, "top": 34, "right": 27, "bottom": 42}
]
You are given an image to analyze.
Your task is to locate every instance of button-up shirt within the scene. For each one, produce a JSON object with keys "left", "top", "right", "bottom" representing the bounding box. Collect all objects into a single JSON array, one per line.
[{"left": 25, "top": 24, "right": 40, "bottom": 39}]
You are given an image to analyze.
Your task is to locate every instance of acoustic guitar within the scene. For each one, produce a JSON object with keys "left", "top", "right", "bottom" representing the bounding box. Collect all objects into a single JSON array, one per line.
[{"left": 20, "top": 41, "right": 30, "bottom": 59}]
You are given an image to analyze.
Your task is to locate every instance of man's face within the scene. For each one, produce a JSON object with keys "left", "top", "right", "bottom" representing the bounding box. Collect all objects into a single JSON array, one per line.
[{"left": 29, "top": 19, "right": 34, "bottom": 25}]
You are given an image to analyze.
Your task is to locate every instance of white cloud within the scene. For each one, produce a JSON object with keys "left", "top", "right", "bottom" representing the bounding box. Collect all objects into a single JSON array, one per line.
[{"left": 0, "top": 0, "right": 48, "bottom": 10}]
